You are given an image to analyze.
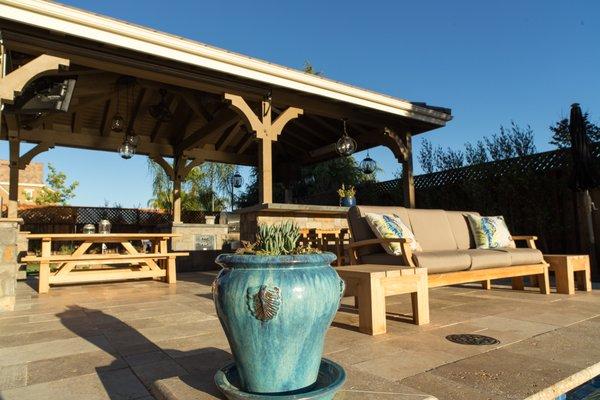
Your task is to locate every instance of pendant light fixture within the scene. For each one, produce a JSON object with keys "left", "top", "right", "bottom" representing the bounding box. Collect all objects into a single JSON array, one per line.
[
  {"left": 149, "top": 89, "right": 173, "bottom": 123},
  {"left": 118, "top": 140, "right": 135, "bottom": 159},
  {"left": 360, "top": 151, "right": 377, "bottom": 174},
  {"left": 336, "top": 118, "right": 357, "bottom": 156},
  {"left": 110, "top": 81, "right": 125, "bottom": 133}
]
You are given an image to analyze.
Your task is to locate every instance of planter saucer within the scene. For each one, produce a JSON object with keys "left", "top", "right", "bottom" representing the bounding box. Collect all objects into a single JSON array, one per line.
[{"left": 214, "top": 358, "right": 346, "bottom": 400}]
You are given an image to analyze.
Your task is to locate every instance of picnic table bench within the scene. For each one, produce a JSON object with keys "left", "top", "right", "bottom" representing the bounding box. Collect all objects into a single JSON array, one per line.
[{"left": 22, "top": 233, "right": 189, "bottom": 293}]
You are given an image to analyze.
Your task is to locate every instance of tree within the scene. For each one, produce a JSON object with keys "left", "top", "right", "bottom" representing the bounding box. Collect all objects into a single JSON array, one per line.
[
  {"left": 549, "top": 112, "right": 600, "bottom": 148},
  {"left": 146, "top": 159, "right": 234, "bottom": 212},
  {"left": 35, "top": 164, "right": 79, "bottom": 205},
  {"left": 417, "top": 121, "right": 537, "bottom": 173},
  {"left": 465, "top": 141, "right": 488, "bottom": 165},
  {"left": 435, "top": 147, "right": 464, "bottom": 170},
  {"left": 485, "top": 121, "right": 536, "bottom": 160},
  {"left": 418, "top": 139, "right": 435, "bottom": 174}
]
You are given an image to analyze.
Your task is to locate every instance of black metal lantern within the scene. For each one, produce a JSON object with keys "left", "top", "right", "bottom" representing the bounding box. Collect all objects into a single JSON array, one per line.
[
  {"left": 149, "top": 89, "right": 173, "bottom": 123},
  {"left": 126, "top": 134, "right": 139, "bottom": 147},
  {"left": 229, "top": 169, "right": 244, "bottom": 211},
  {"left": 231, "top": 171, "right": 244, "bottom": 189},
  {"left": 360, "top": 151, "right": 377, "bottom": 174},
  {"left": 336, "top": 119, "right": 357, "bottom": 156},
  {"left": 110, "top": 113, "right": 125, "bottom": 132}
]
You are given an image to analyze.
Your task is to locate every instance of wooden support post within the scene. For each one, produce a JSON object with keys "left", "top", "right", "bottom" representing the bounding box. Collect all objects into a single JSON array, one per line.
[
  {"left": 258, "top": 137, "right": 273, "bottom": 204},
  {"left": 402, "top": 132, "right": 415, "bottom": 208},
  {"left": 224, "top": 93, "right": 302, "bottom": 205},
  {"left": 172, "top": 178, "right": 182, "bottom": 224},
  {"left": 8, "top": 139, "right": 19, "bottom": 218}
]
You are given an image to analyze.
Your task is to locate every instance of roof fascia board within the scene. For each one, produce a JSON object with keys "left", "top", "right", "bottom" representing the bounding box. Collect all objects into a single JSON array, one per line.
[{"left": 0, "top": 0, "right": 450, "bottom": 125}]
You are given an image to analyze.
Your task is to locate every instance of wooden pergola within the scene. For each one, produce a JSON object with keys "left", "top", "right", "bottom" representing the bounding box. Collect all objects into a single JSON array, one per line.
[{"left": 0, "top": 0, "right": 451, "bottom": 222}]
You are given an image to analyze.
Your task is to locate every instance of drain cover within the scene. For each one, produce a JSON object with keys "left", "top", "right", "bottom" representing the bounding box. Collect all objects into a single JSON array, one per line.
[{"left": 446, "top": 334, "right": 500, "bottom": 346}]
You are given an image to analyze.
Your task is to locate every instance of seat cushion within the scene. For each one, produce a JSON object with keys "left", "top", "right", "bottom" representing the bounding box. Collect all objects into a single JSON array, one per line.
[
  {"left": 492, "top": 247, "right": 544, "bottom": 265},
  {"left": 446, "top": 211, "right": 479, "bottom": 250},
  {"left": 467, "top": 249, "right": 511, "bottom": 270},
  {"left": 407, "top": 209, "right": 458, "bottom": 251},
  {"left": 412, "top": 250, "right": 471, "bottom": 274}
]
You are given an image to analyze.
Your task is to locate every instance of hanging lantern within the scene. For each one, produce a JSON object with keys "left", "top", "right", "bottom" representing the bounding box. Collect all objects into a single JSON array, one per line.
[
  {"left": 110, "top": 113, "right": 125, "bottom": 132},
  {"left": 118, "top": 140, "right": 135, "bottom": 159},
  {"left": 126, "top": 134, "right": 139, "bottom": 147},
  {"left": 231, "top": 170, "right": 244, "bottom": 188},
  {"left": 149, "top": 89, "right": 173, "bottom": 122},
  {"left": 360, "top": 151, "right": 377, "bottom": 174},
  {"left": 336, "top": 119, "right": 357, "bottom": 156}
]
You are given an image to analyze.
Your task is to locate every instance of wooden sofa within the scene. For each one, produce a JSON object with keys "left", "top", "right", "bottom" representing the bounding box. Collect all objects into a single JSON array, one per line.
[{"left": 347, "top": 205, "right": 550, "bottom": 293}]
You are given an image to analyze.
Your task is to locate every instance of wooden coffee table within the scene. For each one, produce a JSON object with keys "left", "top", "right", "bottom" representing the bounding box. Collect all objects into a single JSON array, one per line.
[
  {"left": 336, "top": 264, "right": 429, "bottom": 335},
  {"left": 544, "top": 254, "right": 591, "bottom": 295}
]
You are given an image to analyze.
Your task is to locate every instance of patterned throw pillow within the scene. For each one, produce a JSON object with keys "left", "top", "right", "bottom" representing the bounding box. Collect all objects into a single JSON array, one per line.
[
  {"left": 467, "top": 215, "right": 515, "bottom": 249},
  {"left": 364, "top": 213, "right": 422, "bottom": 255}
]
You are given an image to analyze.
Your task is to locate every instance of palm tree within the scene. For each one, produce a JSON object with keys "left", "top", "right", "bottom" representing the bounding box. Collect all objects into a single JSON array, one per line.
[{"left": 147, "top": 159, "right": 236, "bottom": 212}]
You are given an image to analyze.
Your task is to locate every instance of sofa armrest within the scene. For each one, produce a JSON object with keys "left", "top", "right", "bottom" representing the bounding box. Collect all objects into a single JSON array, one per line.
[
  {"left": 348, "top": 238, "right": 412, "bottom": 249},
  {"left": 511, "top": 235, "right": 538, "bottom": 249},
  {"left": 348, "top": 238, "right": 415, "bottom": 267}
]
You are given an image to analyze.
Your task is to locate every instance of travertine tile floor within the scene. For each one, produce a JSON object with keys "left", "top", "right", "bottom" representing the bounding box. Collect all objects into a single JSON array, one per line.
[{"left": 0, "top": 272, "right": 599, "bottom": 400}]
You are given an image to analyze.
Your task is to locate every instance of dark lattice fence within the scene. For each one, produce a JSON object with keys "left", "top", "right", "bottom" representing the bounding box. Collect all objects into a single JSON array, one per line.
[
  {"left": 296, "top": 145, "right": 600, "bottom": 255},
  {"left": 19, "top": 206, "right": 217, "bottom": 234}
]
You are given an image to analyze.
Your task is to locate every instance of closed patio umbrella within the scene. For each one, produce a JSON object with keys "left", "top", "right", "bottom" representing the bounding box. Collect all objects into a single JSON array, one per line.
[
  {"left": 569, "top": 103, "right": 598, "bottom": 279},
  {"left": 569, "top": 103, "right": 600, "bottom": 190}
]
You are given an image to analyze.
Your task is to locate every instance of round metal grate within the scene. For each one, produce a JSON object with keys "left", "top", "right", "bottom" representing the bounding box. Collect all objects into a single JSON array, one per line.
[{"left": 446, "top": 334, "right": 500, "bottom": 346}]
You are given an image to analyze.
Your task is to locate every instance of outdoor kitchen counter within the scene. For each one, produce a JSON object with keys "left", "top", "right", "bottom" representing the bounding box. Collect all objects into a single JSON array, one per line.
[{"left": 237, "top": 203, "right": 349, "bottom": 241}]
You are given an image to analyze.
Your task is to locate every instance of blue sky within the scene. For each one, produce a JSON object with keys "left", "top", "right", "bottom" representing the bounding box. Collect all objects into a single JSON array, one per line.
[{"left": 2, "top": 0, "right": 599, "bottom": 207}]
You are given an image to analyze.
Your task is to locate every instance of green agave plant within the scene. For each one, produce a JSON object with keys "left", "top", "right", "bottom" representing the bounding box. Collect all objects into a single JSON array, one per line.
[{"left": 238, "top": 220, "right": 319, "bottom": 255}]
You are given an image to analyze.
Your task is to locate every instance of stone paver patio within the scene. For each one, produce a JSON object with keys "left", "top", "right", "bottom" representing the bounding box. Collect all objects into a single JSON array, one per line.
[{"left": 0, "top": 272, "right": 599, "bottom": 400}]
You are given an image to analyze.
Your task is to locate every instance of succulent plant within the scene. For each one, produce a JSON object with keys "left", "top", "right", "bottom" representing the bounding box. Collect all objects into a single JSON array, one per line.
[
  {"left": 236, "top": 220, "right": 320, "bottom": 255},
  {"left": 255, "top": 221, "right": 301, "bottom": 255}
]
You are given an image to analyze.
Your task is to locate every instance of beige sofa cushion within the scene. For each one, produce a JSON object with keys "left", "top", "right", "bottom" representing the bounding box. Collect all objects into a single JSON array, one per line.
[
  {"left": 467, "top": 249, "right": 512, "bottom": 270},
  {"left": 446, "top": 211, "right": 479, "bottom": 250},
  {"left": 348, "top": 206, "right": 410, "bottom": 256},
  {"left": 411, "top": 250, "right": 471, "bottom": 274},
  {"left": 407, "top": 209, "right": 457, "bottom": 251},
  {"left": 493, "top": 248, "right": 544, "bottom": 265},
  {"left": 361, "top": 251, "right": 470, "bottom": 274}
]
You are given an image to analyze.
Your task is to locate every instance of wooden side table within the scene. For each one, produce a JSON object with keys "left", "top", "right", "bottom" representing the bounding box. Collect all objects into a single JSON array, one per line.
[
  {"left": 544, "top": 254, "right": 592, "bottom": 295},
  {"left": 336, "top": 264, "right": 429, "bottom": 335}
]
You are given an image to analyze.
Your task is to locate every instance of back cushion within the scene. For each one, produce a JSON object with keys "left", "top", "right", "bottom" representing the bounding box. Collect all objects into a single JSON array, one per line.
[
  {"left": 446, "top": 211, "right": 479, "bottom": 250},
  {"left": 407, "top": 209, "right": 457, "bottom": 251},
  {"left": 347, "top": 205, "right": 409, "bottom": 256}
]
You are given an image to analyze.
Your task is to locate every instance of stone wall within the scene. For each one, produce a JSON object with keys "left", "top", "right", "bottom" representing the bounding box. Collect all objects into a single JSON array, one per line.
[
  {"left": 239, "top": 204, "right": 348, "bottom": 242},
  {"left": 0, "top": 218, "right": 21, "bottom": 312},
  {"left": 170, "top": 223, "right": 230, "bottom": 251}
]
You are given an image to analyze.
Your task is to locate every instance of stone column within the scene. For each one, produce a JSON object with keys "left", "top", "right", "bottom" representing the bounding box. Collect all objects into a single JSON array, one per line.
[{"left": 0, "top": 218, "right": 22, "bottom": 312}]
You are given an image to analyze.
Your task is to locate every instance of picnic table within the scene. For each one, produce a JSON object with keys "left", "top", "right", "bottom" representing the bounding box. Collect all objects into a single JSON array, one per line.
[{"left": 22, "top": 233, "right": 188, "bottom": 293}]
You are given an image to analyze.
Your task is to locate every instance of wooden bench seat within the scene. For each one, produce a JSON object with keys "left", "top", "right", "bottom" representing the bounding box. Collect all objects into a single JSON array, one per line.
[{"left": 21, "top": 252, "right": 189, "bottom": 263}]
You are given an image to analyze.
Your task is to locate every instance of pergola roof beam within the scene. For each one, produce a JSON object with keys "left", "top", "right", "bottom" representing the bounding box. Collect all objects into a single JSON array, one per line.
[{"left": 176, "top": 108, "right": 239, "bottom": 152}]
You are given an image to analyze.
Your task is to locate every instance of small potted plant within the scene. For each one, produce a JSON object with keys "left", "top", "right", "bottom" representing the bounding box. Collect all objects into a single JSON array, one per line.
[
  {"left": 338, "top": 183, "right": 356, "bottom": 207},
  {"left": 212, "top": 221, "right": 346, "bottom": 398}
]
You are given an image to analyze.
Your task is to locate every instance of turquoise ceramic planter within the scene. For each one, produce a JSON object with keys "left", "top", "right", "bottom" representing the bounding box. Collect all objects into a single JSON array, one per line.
[{"left": 213, "top": 252, "right": 343, "bottom": 394}]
